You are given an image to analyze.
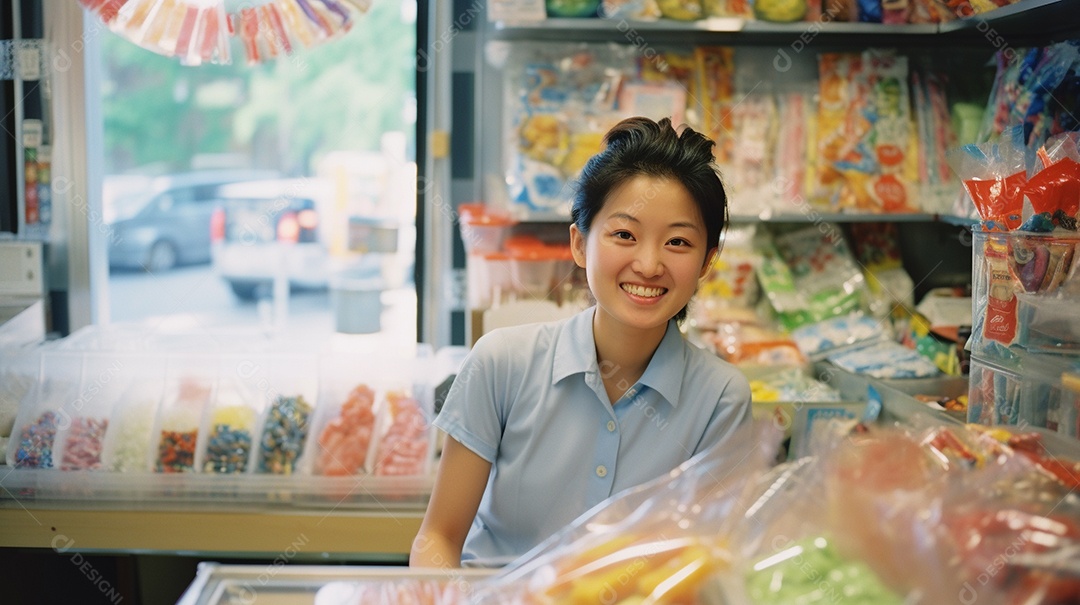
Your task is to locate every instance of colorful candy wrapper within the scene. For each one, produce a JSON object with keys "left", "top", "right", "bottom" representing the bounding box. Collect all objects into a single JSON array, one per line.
[{"left": 947, "top": 133, "right": 1027, "bottom": 231}]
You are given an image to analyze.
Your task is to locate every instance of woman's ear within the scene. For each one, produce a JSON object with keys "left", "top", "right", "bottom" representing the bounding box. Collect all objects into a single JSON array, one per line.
[
  {"left": 699, "top": 247, "right": 718, "bottom": 280},
  {"left": 569, "top": 224, "right": 587, "bottom": 269}
]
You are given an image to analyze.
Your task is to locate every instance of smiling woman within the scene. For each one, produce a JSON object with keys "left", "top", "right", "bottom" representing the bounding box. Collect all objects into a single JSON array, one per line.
[{"left": 411, "top": 116, "right": 751, "bottom": 569}]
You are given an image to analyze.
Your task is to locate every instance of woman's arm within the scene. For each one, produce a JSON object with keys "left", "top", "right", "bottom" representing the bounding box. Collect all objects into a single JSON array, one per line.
[{"left": 409, "top": 435, "right": 492, "bottom": 568}]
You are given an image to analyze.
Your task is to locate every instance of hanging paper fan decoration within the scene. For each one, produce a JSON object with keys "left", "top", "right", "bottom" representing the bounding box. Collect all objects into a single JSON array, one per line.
[{"left": 77, "top": 0, "right": 371, "bottom": 65}]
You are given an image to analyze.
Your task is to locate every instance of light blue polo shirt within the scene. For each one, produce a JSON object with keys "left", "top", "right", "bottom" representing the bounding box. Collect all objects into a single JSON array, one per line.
[{"left": 433, "top": 306, "right": 751, "bottom": 567}]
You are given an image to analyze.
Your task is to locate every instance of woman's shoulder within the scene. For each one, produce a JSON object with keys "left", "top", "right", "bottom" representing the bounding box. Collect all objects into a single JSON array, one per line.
[
  {"left": 470, "top": 316, "right": 570, "bottom": 358},
  {"left": 681, "top": 338, "right": 750, "bottom": 389}
]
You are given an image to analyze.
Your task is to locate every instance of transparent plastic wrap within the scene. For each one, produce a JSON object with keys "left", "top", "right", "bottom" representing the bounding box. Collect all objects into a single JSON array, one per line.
[
  {"left": 757, "top": 224, "right": 868, "bottom": 331},
  {"left": 694, "top": 224, "right": 761, "bottom": 318},
  {"left": 468, "top": 421, "right": 781, "bottom": 604},
  {"left": 790, "top": 312, "right": 890, "bottom": 361},
  {"left": 504, "top": 42, "right": 631, "bottom": 215},
  {"left": 736, "top": 423, "right": 1080, "bottom": 605}
]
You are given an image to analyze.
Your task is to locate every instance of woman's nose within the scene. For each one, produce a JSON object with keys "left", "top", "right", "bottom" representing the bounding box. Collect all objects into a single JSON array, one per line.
[{"left": 633, "top": 248, "right": 663, "bottom": 277}]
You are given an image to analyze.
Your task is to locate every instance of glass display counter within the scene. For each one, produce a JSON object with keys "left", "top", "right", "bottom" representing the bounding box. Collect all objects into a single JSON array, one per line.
[{"left": 178, "top": 563, "right": 494, "bottom": 605}]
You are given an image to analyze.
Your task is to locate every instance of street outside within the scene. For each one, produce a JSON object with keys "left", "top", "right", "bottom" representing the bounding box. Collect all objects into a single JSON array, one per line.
[{"left": 107, "top": 264, "right": 417, "bottom": 350}]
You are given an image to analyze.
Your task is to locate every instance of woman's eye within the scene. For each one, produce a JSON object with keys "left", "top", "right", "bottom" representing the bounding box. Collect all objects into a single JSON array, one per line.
[
  {"left": 668, "top": 238, "right": 690, "bottom": 247},
  {"left": 612, "top": 231, "right": 634, "bottom": 240}
]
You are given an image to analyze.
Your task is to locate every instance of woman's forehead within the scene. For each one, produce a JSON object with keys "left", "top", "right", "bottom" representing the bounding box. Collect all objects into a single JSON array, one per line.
[{"left": 598, "top": 176, "right": 704, "bottom": 229}]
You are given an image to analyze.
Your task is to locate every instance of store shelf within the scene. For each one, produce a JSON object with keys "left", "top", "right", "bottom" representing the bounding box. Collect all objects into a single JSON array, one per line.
[
  {"left": 939, "top": 0, "right": 1080, "bottom": 40},
  {"left": 730, "top": 211, "right": 967, "bottom": 224},
  {"left": 0, "top": 468, "right": 431, "bottom": 557},
  {"left": 490, "top": 16, "right": 941, "bottom": 45},
  {"left": 0, "top": 467, "right": 433, "bottom": 510},
  {"left": 0, "top": 507, "right": 423, "bottom": 559},
  {"left": 489, "top": 0, "right": 1079, "bottom": 45}
]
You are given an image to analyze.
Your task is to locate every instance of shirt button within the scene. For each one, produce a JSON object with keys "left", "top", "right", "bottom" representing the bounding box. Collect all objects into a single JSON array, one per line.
[
  {"left": 596, "top": 465, "right": 607, "bottom": 478},
  {"left": 606, "top": 420, "right": 616, "bottom": 432}
]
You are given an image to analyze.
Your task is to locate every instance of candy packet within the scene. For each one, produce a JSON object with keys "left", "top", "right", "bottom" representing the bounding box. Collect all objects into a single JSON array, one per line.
[{"left": 947, "top": 133, "right": 1028, "bottom": 231}]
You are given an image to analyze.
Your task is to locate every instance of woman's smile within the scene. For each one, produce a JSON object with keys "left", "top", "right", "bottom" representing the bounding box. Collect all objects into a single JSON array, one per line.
[{"left": 620, "top": 282, "right": 667, "bottom": 300}]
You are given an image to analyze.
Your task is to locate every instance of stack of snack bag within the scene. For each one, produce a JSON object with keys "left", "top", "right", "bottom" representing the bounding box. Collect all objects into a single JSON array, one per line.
[
  {"left": 596, "top": 0, "right": 1023, "bottom": 23},
  {"left": 501, "top": 42, "right": 959, "bottom": 220},
  {"left": 691, "top": 225, "right": 808, "bottom": 368},
  {"left": 953, "top": 128, "right": 1080, "bottom": 436},
  {"left": 811, "top": 50, "right": 919, "bottom": 213}
]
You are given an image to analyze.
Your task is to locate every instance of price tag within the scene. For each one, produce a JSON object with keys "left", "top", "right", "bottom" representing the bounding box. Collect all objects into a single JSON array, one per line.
[
  {"left": 18, "top": 45, "right": 41, "bottom": 80},
  {"left": 23, "top": 119, "right": 43, "bottom": 148}
]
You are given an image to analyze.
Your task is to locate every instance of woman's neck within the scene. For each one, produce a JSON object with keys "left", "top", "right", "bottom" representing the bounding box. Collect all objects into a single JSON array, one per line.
[{"left": 591, "top": 309, "right": 669, "bottom": 404}]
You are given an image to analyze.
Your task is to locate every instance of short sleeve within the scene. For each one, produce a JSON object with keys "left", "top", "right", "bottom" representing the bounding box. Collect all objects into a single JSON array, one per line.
[{"left": 432, "top": 331, "right": 507, "bottom": 463}]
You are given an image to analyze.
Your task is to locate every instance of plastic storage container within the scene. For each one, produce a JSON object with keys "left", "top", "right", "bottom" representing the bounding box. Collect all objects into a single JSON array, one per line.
[
  {"left": 53, "top": 353, "right": 134, "bottom": 471},
  {"left": 7, "top": 352, "right": 81, "bottom": 469},
  {"left": 103, "top": 360, "right": 166, "bottom": 473},
  {"left": 198, "top": 355, "right": 267, "bottom": 475},
  {"left": 0, "top": 344, "right": 43, "bottom": 463},
  {"left": 152, "top": 355, "right": 217, "bottom": 473},
  {"left": 970, "top": 229, "right": 1080, "bottom": 363},
  {"left": 968, "top": 351, "right": 1078, "bottom": 436},
  {"left": 458, "top": 203, "right": 515, "bottom": 255},
  {"left": 303, "top": 355, "right": 433, "bottom": 478},
  {"left": 252, "top": 354, "right": 319, "bottom": 475}
]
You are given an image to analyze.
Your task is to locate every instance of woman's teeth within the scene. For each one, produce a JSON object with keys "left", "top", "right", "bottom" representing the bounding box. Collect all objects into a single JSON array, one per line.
[{"left": 622, "top": 284, "right": 665, "bottom": 298}]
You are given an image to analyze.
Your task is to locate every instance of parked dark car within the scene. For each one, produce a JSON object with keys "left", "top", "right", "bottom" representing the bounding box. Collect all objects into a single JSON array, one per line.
[{"left": 106, "top": 170, "right": 278, "bottom": 272}]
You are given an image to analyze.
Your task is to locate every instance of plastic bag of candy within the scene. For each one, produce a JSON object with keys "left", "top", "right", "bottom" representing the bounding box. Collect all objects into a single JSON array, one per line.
[
  {"left": 735, "top": 423, "right": 1080, "bottom": 604},
  {"left": 468, "top": 421, "right": 781, "bottom": 605}
]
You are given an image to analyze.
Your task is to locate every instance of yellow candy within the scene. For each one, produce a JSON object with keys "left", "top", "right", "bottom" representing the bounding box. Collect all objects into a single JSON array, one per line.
[{"left": 213, "top": 405, "right": 255, "bottom": 429}]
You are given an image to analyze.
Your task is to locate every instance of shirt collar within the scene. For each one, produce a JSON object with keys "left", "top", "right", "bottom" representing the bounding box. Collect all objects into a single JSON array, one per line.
[{"left": 552, "top": 306, "right": 686, "bottom": 408}]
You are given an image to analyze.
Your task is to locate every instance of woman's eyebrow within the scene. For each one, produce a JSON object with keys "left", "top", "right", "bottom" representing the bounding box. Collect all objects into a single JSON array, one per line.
[{"left": 607, "top": 212, "right": 640, "bottom": 224}]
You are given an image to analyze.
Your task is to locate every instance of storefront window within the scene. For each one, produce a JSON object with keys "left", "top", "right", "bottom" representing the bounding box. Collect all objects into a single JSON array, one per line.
[{"left": 98, "top": 0, "right": 417, "bottom": 343}]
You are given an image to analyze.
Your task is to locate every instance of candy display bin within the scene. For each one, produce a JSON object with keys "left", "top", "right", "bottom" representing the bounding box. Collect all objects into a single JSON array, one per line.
[
  {"left": 813, "top": 362, "right": 968, "bottom": 427},
  {"left": 969, "top": 228, "right": 1080, "bottom": 364},
  {"left": 968, "top": 351, "right": 1079, "bottom": 438},
  {"left": 300, "top": 352, "right": 433, "bottom": 482}
]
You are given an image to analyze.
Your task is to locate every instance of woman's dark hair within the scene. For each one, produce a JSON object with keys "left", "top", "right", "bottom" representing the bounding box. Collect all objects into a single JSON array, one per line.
[{"left": 570, "top": 116, "right": 728, "bottom": 323}]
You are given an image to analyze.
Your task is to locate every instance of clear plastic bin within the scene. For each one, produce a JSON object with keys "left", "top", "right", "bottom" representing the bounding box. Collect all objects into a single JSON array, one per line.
[
  {"left": 970, "top": 229, "right": 1080, "bottom": 363},
  {"left": 53, "top": 353, "right": 136, "bottom": 471},
  {"left": 968, "top": 352, "right": 1078, "bottom": 436},
  {"left": 152, "top": 355, "right": 217, "bottom": 473},
  {"left": 198, "top": 355, "right": 267, "bottom": 475},
  {"left": 302, "top": 354, "right": 433, "bottom": 480},
  {"left": 251, "top": 354, "right": 319, "bottom": 475},
  {"left": 6, "top": 351, "right": 79, "bottom": 469},
  {"left": 509, "top": 245, "right": 558, "bottom": 300},
  {"left": 1016, "top": 293, "right": 1080, "bottom": 354},
  {"left": 103, "top": 365, "right": 166, "bottom": 473},
  {"left": 458, "top": 203, "right": 515, "bottom": 255},
  {"left": 467, "top": 252, "right": 515, "bottom": 309}
]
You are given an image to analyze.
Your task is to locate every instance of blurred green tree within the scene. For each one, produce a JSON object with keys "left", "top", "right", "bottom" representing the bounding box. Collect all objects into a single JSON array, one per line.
[{"left": 102, "top": 0, "right": 415, "bottom": 175}]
